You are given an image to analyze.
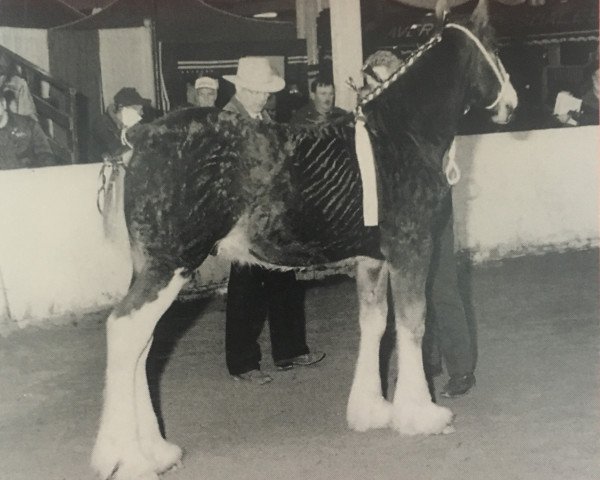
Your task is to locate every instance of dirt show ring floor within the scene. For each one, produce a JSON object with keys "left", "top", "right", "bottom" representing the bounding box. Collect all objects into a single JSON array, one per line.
[{"left": 0, "top": 249, "right": 597, "bottom": 480}]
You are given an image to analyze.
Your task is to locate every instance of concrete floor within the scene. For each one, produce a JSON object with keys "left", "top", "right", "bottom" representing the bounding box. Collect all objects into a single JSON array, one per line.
[{"left": 0, "top": 249, "right": 598, "bottom": 480}]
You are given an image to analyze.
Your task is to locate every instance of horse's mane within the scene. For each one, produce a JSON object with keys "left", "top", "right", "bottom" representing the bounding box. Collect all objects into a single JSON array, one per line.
[{"left": 363, "top": 19, "right": 498, "bottom": 163}]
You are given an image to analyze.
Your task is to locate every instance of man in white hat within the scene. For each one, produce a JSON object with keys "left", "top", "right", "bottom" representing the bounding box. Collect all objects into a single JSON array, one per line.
[
  {"left": 194, "top": 76, "right": 219, "bottom": 108},
  {"left": 222, "top": 56, "right": 285, "bottom": 121},
  {"left": 222, "top": 56, "right": 325, "bottom": 385}
]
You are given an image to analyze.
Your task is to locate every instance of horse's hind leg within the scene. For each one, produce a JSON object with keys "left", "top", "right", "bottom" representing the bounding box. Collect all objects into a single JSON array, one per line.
[
  {"left": 136, "top": 336, "right": 182, "bottom": 474},
  {"left": 91, "top": 265, "right": 188, "bottom": 480},
  {"left": 387, "top": 261, "right": 454, "bottom": 435},
  {"left": 347, "top": 257, "right": 393, "bottom": 431}
]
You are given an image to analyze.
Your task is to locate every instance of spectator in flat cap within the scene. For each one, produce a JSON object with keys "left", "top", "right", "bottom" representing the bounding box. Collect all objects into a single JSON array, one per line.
[
  {"left": 194, "top": 76, "right": 219, "bottom": 107},
  {"left": 90, "top": 87, "right": 148, "bottom": 162},
  {"left": 184, "top": 76, "right": 219, "bottom": 108}
]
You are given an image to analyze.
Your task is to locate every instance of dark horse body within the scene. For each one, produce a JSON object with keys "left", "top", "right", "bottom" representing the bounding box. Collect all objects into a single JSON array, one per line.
[
  {"left": 125, "top": 109, "right": 379, "bottom": 273},
  {"left": 92, "top": 3, "right": 517, "bottom": 479}
]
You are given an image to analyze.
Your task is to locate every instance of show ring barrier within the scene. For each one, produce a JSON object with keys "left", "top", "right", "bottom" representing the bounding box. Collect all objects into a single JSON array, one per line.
[{"left": 0, "top": 126, "right": 597, "bottom": 333}]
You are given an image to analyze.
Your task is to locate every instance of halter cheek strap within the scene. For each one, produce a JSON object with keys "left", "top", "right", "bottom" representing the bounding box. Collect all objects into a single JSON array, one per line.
[{"left": 445, "top": 23, "right": 510, "bottom": 110}]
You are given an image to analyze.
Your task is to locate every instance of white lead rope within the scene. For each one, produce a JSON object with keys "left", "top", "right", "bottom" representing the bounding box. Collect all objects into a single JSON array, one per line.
[
  {"left": 120, "top": 128, "right": 133, "bottom": 149},
  {"left": 444, "top": 139, "right": 461, "bottom": 186}
]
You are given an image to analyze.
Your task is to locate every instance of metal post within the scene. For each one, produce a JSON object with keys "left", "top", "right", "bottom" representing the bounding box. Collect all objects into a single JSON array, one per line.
[{"left": 329, "top": 0, "right": 363, "bottom": 111}]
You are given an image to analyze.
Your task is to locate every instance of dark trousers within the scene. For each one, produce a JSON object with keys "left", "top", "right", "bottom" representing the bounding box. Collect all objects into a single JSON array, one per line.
[
  {"left": 424, "top": 194, "right": 476, "bottom": 377},
  {"left": 225, "top": 264, "right": 309, "bottom": 375}
]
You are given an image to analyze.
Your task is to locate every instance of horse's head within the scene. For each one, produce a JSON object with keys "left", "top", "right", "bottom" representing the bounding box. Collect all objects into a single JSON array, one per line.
[
  {"left": 361, "top": 0, "right": 517, "bottom": 126},
  {"left": 446, "top": 0, "right": 518, "bottom": 124}
]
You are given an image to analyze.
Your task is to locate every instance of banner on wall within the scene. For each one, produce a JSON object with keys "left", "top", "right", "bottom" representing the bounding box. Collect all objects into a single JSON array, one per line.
[
  {"left": 160, "top": 39, "right": 307, "bottom": 109},
  {"left": 365, "top": 0, "right": 598, "bottom": 51}
]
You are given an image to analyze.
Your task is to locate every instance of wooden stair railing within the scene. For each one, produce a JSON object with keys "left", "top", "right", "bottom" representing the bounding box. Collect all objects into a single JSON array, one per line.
[{"left": 0, "top": 45, "right": 86, "bottom": 165}]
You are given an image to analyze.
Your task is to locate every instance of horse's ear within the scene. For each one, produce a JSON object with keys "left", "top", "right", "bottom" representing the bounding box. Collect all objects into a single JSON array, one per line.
[
  {"left": 434, "top": 0, "right": 450, "bottom": 23},
  {"left": 471, "top": 0, "right": 490, "bottom": 33}
]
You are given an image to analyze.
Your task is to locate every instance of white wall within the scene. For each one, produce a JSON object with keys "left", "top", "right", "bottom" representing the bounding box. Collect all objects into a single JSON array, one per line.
[
  {"left": 452, "top": 126, "right": 599, "bottom": 261},
  {"left": 0, "top": 126, "right": 597, "bottom": 331},
  {"left": 0, "top": 164, "right": 131, "bottom": 333},
  {"left": 0, "top": 27, "right": 50, "bottom": 71},
  {"left": 98, "top": 26, "right": 155, "bottom": 107}
]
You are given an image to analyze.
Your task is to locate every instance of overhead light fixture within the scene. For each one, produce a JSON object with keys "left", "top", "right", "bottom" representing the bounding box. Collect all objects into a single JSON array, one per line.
[{"left": 253, "top": 12, "right": 278, "bottom": 19}]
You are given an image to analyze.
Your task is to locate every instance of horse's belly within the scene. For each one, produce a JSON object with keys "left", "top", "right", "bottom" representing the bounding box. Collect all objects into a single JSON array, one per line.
[{"left": 215, "top": 212, "right": 380, "bottom": 267}]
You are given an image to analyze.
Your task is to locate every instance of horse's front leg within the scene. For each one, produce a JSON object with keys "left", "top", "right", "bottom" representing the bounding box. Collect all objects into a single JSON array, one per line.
[
  {"left": 347, "top": 257, "right": 393, "bottom": 431},
  {"left": 92, "top": 267, "right": 187, "bottom": 480},
  {"left": 388, "top": 264, "right": 454, "bottom": 435}
]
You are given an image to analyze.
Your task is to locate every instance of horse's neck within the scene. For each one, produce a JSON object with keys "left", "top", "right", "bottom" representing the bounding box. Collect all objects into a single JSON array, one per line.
[
  {"left": 415, "top": 63, "right": 469, "bottom": 143},
  {"left": 377, "top": 39, "right": 470, "bottom": 153}
]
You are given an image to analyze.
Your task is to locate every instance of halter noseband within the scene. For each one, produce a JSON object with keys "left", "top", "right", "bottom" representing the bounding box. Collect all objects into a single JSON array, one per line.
[{"left": 357, "top": 22, "right": 510, "bottom": 114}]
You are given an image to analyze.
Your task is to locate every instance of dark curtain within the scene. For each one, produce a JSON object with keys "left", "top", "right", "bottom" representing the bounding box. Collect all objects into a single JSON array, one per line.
[{"left": 48, "top": 28, "right": 101, "bottom": 162}]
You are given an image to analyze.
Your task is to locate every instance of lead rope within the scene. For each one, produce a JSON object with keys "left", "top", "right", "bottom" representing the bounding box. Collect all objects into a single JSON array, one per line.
[
  {"left": 96, "top": 155, "right": 122, "bottom": 214},
  {"left": 444, "top": 140, "right": 461, "bottom": 186},
  {"left": 97, "top": 127, "right": 134, "bottom": 214},
  {"left": 120, "top": 127, "right": 133, "bottom": 149}
]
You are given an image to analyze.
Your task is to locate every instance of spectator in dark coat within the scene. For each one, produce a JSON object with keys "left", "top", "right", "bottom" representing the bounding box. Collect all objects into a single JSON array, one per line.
[
  {"left": 290, "top": 74, "right": 347, "bottom": 125},
  {"left": 90, "top": 87, "right": 146, "bottom": 162},
  {"left": 0, "top": 90, "right": 54, "bottom": 169},
  {"left": 222, "top": 56, "right": 325, "bottom": 385},
  {"left": 0, "top": 51, "right": 37, "bottom": 121}
]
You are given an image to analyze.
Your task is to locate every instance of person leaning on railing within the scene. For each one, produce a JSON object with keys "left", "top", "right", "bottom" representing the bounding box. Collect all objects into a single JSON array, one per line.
[{"left": 0, "top": 90, "right": 54, "bottom": 170}]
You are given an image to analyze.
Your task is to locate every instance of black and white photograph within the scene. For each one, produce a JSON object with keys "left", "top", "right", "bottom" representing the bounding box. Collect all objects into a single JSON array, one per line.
[{"left": 0, "top": 0, "right": 597, "bottom": 479}]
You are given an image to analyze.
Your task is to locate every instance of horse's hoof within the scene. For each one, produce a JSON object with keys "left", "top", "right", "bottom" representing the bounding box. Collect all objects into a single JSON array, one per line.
[
  {"left": 347, "top": 394, "right": 393, "bottom": 432},
  {"left": 112, "top": 461, "right": 159, "bottom": 480},
  {"left": 143, "top": 440, "right": 183, "bottom": 474},
  {"left": 91, "top": 441, "right": 119, "bottom": 480},
  {"left": 92, "top": 453, "right": 159, "bottom": 480},
  {"left": 92, "top": 439, "right": 160, "bottom": 480},
  {"left": 391, "top": 400, "right": 454, "bottom": 435},
  {"left": 441, "top": 424, "right": 456, "bottom": 435}
]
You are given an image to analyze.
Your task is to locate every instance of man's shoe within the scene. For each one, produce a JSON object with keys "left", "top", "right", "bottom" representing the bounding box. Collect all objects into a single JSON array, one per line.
[
  {"left": 440, "top": 373, "right": 476, "bottom": 398},
  {"left": 231, "top": 369, "right": 273, "bottom": 385},
  {"left": 275, "top": 351, "right": 326, "bottom": 370}
]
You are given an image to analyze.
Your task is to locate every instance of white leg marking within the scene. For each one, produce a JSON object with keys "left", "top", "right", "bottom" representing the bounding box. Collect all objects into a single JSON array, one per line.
[
  {"left": 392, "top": 321, "right": 454, "bottom": 436},
  {"left": 92, "top": 269, "right": 187, "bottom": 480},
  {"left": 136, "top": 338, "right": 183, "bottom": 474},
  {"left": 347, "top": 259, "right": 393, "bottom": 431}
]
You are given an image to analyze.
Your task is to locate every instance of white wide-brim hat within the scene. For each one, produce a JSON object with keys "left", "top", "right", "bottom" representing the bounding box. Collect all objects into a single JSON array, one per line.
[{"left": 223, "top": 56, "right": 285, "bottom": 93}]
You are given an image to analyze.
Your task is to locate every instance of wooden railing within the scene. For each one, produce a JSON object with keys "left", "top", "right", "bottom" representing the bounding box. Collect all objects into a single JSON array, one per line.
[{"left": 0, "top": 45, "right": 86, "bottom": 165}]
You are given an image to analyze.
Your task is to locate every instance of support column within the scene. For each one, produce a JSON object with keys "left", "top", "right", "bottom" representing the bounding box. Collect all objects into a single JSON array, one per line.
[
  {"left": 330, "top": 0, "right": 363, "bottom": 111},
  {"left": 296, "top": 0, "right": 321, "bottom": 66}
]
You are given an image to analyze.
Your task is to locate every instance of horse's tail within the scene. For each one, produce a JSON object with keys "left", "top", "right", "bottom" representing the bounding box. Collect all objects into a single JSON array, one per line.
[{"left": 97, "top": 149, "right": 133, "bottom": 244}]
